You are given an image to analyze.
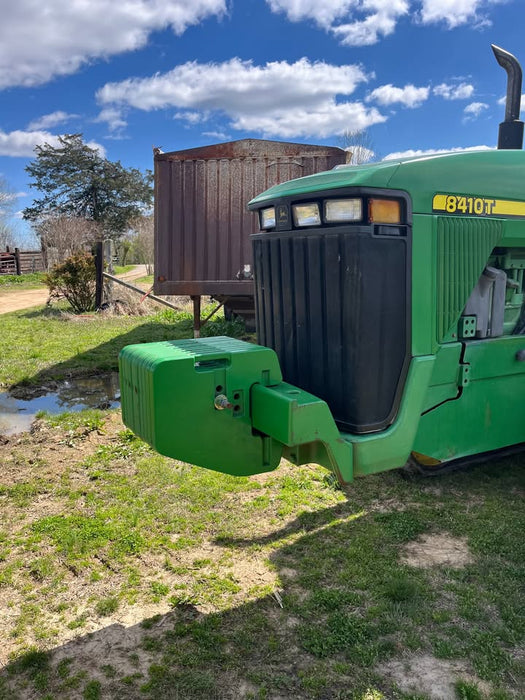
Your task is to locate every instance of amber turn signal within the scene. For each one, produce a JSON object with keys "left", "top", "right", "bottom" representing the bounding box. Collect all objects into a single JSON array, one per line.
[{"left": 369, "top": 198, "right": 401, "bottom": 224}]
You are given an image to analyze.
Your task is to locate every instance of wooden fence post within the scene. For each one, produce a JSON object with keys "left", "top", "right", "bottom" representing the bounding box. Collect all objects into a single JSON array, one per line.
[{"left": 95, "top": 241, "right": 103, "bottom": 309}]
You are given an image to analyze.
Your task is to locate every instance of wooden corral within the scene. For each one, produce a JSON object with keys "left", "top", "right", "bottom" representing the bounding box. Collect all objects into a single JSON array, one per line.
[{"left": 0, "top": 248, "right": 44, "bottom": 275}]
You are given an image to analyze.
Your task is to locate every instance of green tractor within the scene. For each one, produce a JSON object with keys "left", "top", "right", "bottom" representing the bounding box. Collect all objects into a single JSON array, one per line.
[{"left": 119, "top": 45, "right": 525, "bottom": 485}]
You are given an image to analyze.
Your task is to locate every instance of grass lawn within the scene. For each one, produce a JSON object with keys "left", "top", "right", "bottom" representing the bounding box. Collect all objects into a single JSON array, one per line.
[
  {"left": 0, "top": 304, "right": 523, "bottom": 700},
  {"left": 112, "top": 265, "right": 136, "bottom": 275},
  {"left": 0, "top": 273, "right": 46, "bottom": 290}
]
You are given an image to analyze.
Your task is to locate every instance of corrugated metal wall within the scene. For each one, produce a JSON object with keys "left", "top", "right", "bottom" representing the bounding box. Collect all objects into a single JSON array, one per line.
[{"left": 154, "top": 139, "right": 347, "bottom": 296}]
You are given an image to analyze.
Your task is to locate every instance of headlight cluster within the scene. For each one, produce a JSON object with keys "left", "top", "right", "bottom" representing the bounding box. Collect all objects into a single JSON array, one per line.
[
  {"left": 260, "top": 207, "right": 276, "bottom": 229},
  {"left": 293, "top": 203, "right": 321, "bottom": 227},
  {"left": 259, "top": 197, "right": 401, "bottom": 230}
]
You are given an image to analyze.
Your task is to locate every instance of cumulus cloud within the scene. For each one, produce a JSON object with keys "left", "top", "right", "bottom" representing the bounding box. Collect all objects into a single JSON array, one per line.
[
  {"left": 383, "top": 144, "right": 494, "bottom": 160},
  {"left": 95, "top": 107, "right": 128, "bottom": 134},
  {"left": 345, "top": 145, "right": 375, "bottom": 164},
  {"left": 498, "top": 93, "right": 525, "bottom": 107},
  {"left": 433, "top": 82, "right": 475, "bottom": 100},
  {"left": 0, "top": 0, "right": 226, "bottom": 89},
  {"left": 0, "top": 129, "right": 62, "bottom": 157},
  {"left": 419, "top": 0, "right": 502, "bottom": 29},
  {"left": 203, "top": 131, "right": 230, "bottom": 141},
  {"left": 268, "top": 1, "right": 509, "bottom": 42},
  {"left": 0, "top": 129, "right": 105, "bottom": 158},
  {"left": 98, "top": 58, "right": 386, "bottom": 139},
  {"left": 231, "top": 102, "right": 385, "bottom": 139},
  {"left": 267, "top": 0, "right": 409, "bottom": 46},
  {"left": 27, "top": 111, "right": 79, "bottom": 131},
  {"left": 463, "top": 101, "right": 489, "bottom": 121},
  {"left": 366, "top": 84, "right": 429, "bottom": 108},
  {"left": 173, "top": 111, "right": 208, "bottom": 124},
  {"left": 98, "top": 58, "right": 369, "bottom": 112}
]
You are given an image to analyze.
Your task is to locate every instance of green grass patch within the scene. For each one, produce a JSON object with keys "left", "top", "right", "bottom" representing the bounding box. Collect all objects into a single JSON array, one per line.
[
  {"left": 0, "top": 301, "right": 523, "bottom": 699},
  {"left": 112, "top": 265, "right": 135, "bottom": 275},
  {"left": 0, "top": 303, "right": 246, "bottom": 389},
  {"left": 0, "top": 273, "right": 45, "bottom": 289}
]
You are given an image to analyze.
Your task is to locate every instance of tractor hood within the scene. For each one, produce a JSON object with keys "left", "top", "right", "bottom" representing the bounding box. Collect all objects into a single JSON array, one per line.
[{"left": 249, "top": 149, "right": 525, "bottom": 215}]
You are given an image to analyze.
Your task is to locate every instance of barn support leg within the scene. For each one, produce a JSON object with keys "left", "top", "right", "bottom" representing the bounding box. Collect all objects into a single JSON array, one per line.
[{"left": 192, "top": 295, "right": 201, "bottom": 338}]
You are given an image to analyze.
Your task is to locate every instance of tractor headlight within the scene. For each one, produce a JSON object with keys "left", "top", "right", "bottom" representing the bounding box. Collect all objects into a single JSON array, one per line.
[
  {"left": 324, "top": 198, "right": 362, "bottom": 223},
  {"left": 260, "top": 207, "right": 276, "bottom": 229},
  {"left": 292, "top": 203, "right": 321, "bottom": 227}
]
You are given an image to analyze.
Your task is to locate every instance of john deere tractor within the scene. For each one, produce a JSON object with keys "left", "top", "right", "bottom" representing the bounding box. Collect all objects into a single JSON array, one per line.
[{"left": 119, "top": 45, "right": 525, "bottom": 484}]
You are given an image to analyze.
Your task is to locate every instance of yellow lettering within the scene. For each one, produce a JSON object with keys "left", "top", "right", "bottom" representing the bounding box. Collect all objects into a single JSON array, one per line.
[
  {"left": 457, "top": 196, "right": 467, "bottom": 213},
  {"left": 445, "top": 196, "right": 457, "bottom": 213}
]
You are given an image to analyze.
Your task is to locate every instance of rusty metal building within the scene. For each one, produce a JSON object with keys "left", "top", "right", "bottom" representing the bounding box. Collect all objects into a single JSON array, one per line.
[{"left": 154, "top": 139, "right": 347, "bottom": 327}]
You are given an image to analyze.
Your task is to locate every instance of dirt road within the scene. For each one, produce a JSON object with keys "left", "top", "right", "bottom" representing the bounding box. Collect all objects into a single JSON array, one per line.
[
  {"left": 0, "top": 288, "right": 49, "bottom": 314},
  {"left": 0, "top": 265, "right": 150, "bottom": 315}
]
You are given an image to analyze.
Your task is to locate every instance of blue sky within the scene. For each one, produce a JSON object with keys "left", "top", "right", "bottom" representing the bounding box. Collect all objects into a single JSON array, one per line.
[{"left": 0, "top": 0, "right": 522, "bottom": 244}]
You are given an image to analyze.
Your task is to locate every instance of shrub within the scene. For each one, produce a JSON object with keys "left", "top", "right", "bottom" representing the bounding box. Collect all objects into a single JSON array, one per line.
[{"left": 44, "top": 252, "right": 97, "bottom": 313}]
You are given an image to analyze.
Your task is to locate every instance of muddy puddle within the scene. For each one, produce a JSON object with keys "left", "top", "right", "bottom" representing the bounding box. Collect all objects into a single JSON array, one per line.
[{"left": 0, "top": 374, "right": 120, "bottom": 436}]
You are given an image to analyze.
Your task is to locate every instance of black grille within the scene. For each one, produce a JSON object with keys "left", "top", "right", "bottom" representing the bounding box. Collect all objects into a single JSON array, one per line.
[{"left": 253, "top": 227, "right": 410, "bottom": 433}]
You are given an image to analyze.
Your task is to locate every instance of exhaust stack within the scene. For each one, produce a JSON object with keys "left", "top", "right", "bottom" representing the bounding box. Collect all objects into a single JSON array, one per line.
[{"left": 492, "top": 44, "right": 524, "bottom": 150}]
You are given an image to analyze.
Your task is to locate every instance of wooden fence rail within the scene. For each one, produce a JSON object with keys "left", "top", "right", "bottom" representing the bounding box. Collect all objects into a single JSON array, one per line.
[{"left": 0, "top": 248, "right": 44, "bottom": 275}]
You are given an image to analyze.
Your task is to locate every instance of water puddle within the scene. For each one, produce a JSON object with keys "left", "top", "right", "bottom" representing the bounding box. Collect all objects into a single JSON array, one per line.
[{"left": 0, "top": 374, "right": 120, "bottom": 436}]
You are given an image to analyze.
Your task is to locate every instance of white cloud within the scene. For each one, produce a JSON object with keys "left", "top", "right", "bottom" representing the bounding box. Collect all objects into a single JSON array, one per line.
[
  {"left": 95, "top": 108, "right": 128, "bottom": 134},
  {"left": 498, "top": 93, "right": 525, "bottom": 106},
  {"left": 383, "top": 144, "right": 494, "bottom": 160},
  {"left": 266, "top": 0, "right": 356, "bottom": 28},
  {"left": 203, "top": 131, "right": 230, "bottom": 141},
  {"left": 3, "top": 191, "right": 28, "bottom": 202},
  {"left": 0, "top": 129, "right": 62, "bottom": 157},
  {"left": 98, "top": 58, "right": 369, "bottom": 112},
  {"left": 232, "top": 101, "right": 385, "bottom": 139},
  {"left": 463, "top": 101, "right": 489, "bottom": 121},
  {"left": 366, "top": 84, "right": 429, "bottom": 108},
  {"left": 173, "top": 111, "right": 208, "bottom": 124},
  {"left": 98, "top": 58, "right": 385, "bottom": 139},
  {"left": 0, "top": 129, "right": 106, "bottom": 158},
  {"left": 267, "top": 0, "right": 409, "bottom": 46},
  {"left": 0, "top": 0, "right": 226, "bottom": 89},
  {"left": 345, "top": 145, "right": 375, "bottom": 163},
  {"left": 433, "top": 82, "right": 475, "bottom": 100},
  {"left": 419, "top": 0, "right": 502, "bottom": 29},
  {"left": 27, "top": 111, "right": 79, "bottom": 131}
]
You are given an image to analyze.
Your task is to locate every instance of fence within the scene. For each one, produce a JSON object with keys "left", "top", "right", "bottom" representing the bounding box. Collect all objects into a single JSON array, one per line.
[{"left": 0, "top": 247, "right": 45, "bottom": 275}]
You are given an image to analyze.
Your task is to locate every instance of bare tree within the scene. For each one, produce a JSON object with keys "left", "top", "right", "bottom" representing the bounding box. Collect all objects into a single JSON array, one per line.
[
  {"left": 0, "top": 176, "right": 17, "bottom": 249},
  {"left": 128, "top": 214, "right": 154, "bottom": 274},
  {"left": 338, "top": 129, "right": 376, "bottom": 164},
  {"left": 36, "top": 215, "right": 101, "bottom": 268}
]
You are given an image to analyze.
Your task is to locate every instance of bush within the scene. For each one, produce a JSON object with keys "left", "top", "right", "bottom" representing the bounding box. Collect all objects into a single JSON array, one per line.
[{"left": 44, "top": 252, "right": 97, "bottom": 313}]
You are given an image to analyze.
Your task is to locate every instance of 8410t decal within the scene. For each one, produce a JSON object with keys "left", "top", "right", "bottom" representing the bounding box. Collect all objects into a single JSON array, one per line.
[{"left": 433, "top": 193, "right": 525, "bottom": 218}]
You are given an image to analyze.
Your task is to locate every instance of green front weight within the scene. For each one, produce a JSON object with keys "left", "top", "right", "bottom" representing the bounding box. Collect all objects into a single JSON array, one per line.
[
  {"left": 119, "top": 336, "right": 284, "bottom": 477},
  {"left": 119, "top": 336, "right": 354, "bottom": 481}
]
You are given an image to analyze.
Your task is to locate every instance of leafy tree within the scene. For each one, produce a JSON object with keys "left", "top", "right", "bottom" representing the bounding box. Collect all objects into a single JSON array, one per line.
[{"left": 23, "top": 134, "right": 153, "bottom": 238}]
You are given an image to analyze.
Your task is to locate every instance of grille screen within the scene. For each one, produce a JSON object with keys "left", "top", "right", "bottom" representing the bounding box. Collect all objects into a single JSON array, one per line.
[{"left": 253, "top": 228, "right": 410, "bottom": 433}]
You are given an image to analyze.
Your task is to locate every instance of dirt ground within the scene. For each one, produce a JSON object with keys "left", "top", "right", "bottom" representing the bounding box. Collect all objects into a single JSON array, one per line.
[
  {"left": 0, "top": 265, "right": 150, "bottom": 315},
  {"left": 0, "top": 288, "right": 50, "bottom": 314}
]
